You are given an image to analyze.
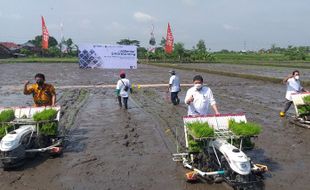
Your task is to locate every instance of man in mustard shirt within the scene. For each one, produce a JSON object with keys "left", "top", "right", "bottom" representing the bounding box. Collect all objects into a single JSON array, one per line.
[{"left": 24, "top": 73, "right": 56, "bottom": 107}]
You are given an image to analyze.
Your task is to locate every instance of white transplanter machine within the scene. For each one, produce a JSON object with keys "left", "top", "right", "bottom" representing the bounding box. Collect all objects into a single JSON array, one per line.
[
  {"left": 173, "top": 113, "right": 268, "bottom": 190},
  {"left": 0, "top": 106, "right": 63, "bottom": 169}
]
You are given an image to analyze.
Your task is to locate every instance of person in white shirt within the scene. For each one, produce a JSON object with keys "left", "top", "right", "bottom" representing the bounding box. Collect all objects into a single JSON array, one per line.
[
  {"left": 116, "top": 71, "right": 132, "bottom": 109},
  {"left": 168, "top": 70, "right": 181, "bottom": 105},
  {"left": 184, "top": 75, "right": 220, "bottom": 116},
  {"left": 280, "top": 70, "right": 308, "bottom": 116}
]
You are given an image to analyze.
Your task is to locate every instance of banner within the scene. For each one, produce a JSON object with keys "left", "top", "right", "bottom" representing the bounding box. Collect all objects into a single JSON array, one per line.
[
  {"left": 41, "top": 16, "right": 49, "bottom": 49},
  {"left": 78, "top": 44, "right": 137, "bottom": 69},
  {"left": 165, "top": 23, "right": 174, "bottom": 54}
]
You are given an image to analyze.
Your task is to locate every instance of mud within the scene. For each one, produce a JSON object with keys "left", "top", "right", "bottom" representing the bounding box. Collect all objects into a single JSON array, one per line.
[
  {"left": 0, "top": 63, "right": 309, "bottom": 190},
  {"left": 177, "top": 63, "right": 310, "bottom": 81}
]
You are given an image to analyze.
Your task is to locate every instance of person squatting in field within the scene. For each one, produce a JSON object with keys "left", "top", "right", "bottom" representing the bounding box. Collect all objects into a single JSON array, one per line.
[
  {"left": 24, "top": 73, "right": 56, "bottom": 107},
  {"left": 184, "top": 75, "right": 220, "bottom": 116},
  {"left": 168, "top": 70, "right": 181, "bottom": 105},
  {"left": 280, "top": 70, "right": 308, "bottom": 116},
  {"left": 116, "top": 71, "right": 132, "bottom": 109}
]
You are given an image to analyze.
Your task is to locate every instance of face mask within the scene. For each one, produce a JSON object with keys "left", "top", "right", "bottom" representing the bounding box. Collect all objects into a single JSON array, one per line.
[
  {"left": 36, "top": 79, "right": 44, "bottom": 86},
  {"left": 294, "top": 76, "right": 300, "bottom": 80},
  {"left": 194, "top": 84, "right": 202, "bottom": 90}
]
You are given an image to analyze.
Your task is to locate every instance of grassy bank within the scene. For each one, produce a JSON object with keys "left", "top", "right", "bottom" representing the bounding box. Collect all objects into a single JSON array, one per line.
[
  {"left": 0, "top": 57, "right": 78, "bottom": 64},
  {"left": 146, "top": 62, "right": 310, "bottom": 86}
]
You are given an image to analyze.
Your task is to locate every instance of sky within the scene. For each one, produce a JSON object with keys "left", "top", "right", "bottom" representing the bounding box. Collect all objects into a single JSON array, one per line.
[{"left": 0, "top": 0, "right": 310, "bottom": 51}]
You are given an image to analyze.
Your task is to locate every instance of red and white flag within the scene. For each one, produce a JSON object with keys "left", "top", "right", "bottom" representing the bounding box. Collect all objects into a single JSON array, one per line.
[
  {"left": 165, "top": 23, "right": 174, "bottom": 54},
  {"left": 41, "top": 16, "right": 49, "bottom": 49}
]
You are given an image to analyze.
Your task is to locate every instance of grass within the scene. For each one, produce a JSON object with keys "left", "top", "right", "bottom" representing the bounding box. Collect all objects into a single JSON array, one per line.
[
  {"left": 186, "top": 121, "right": 214, "bottom": 138},
  {"left": 33, "top": 109, "right": 58, "bottom": 121},
  {"left": 0, "top": 110, "right": 15, "bottom": 122},
  {"left": 229, "top": 120, "right": 261, "bottom": 136},
  {"left": 303, "top": 95, "right": 310, "bottom": 104},
  {"left": 213, "top": 53, "right": 310, "bottom": 63},
  {"left": 0, "top": 57, "right": 78, "bottom": 64}
]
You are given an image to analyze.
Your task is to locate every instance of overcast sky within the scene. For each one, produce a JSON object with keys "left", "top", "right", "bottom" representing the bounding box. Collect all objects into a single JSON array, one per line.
[{"left": 0, "top": 0, "right": 309, "bottom": 51}]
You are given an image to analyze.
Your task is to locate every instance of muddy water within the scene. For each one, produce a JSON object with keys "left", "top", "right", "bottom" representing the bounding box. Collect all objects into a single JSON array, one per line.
[
  {"left": 0, "top": 63, "right": 309, "bottom": 190},
  {"left": 178, "top": 63, "right": 310, "bottom": 81}
]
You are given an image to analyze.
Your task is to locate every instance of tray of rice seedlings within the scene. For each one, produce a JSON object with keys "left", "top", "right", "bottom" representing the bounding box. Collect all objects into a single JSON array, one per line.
[
  {"left": 229, "top": 137, "right": 255, "bottom": 150},
  {"left": 0, "top": 123, "right": 14, "bottom": 138},
  {"left": 186, "top": 121, "right": 214, "bottom": 139},
  {"left": 229, "top": 120, "right": 261, "bottom": 137},
  {"left": 303, "top": 95, "right": 310, "bottom": 104},
  {"left": 33, "top": 109, "right": 58, "bottom": 122},
  {"left": 0, "top": 109, "right": 15, "bottom": 123},
  {"left": 188, "top": 140, "right": 204, "bottom": 153},
  {"left": 297, "top": 105, "right": 310, "bottom": 116},
  {"left": 33, "top": 109, "right": 58, "bottom": 136},
  {"left": 38, "top": 122, "right": 58, "bottom": 136}
]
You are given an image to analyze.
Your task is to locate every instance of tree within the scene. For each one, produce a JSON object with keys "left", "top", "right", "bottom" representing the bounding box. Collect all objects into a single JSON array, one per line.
[
  {"left": 160, "top": 37, "right": 166, "bottom": 47},
  {"left": 137, "top": 47, "right": 147, "bottom": 59},
  {"left": 48, "top": 46, "right": 61, "bottom": 57},
  {"left": 65, "top": 38, "right": 74, "bottom": 53},
  {"left": 28, "top": 35, "right": 58, "bottom": 48},
  {"left": 196, "top": 40, "right": 207, "bottom": 52},
  {"left": 285, "top": 46, "right": 306, "bottom": 60},
  {"left": 117, "top": 39, "right": 140, "bottom": 47},
  {"left": 173, "top": 42, "right": 185, "bottom": 60}
]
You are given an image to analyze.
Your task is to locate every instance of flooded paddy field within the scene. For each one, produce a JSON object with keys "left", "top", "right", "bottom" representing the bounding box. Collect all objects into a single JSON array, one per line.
[
  {"left": 177, "top": 63, "right": 310, "bottom": 81},
  {"left": 0, "top": 63, "right": 309, "bottom": 190}
]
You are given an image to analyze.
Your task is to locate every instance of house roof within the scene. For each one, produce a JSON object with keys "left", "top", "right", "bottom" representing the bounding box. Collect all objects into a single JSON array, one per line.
[{"left": 0, "top": 42, "right": 21, "bottom": 50}]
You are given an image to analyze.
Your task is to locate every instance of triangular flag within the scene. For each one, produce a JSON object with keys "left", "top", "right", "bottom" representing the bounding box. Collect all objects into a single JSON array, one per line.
[
  {"left": 165, "top": 23, "right": 174, "bottom": 54},
  {"left": 41, "top": 16, "right": 49, "bottom": 49}
]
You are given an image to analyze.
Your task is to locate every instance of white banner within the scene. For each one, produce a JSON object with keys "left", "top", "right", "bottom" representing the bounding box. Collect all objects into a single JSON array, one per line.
[{"left": 78, "top": 44, "right": 137, "bottom": 69}]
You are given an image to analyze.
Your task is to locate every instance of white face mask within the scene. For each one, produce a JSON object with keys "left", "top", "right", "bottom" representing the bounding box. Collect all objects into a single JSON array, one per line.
[
  {"left": 194, "top": 84, "right": 203, "bottom": 90},
  {"left": 294, "top": 75, "right": 300, "bottom": 80}
]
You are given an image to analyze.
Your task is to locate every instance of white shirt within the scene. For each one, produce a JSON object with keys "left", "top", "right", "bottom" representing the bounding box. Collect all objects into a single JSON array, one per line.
[
  {"left": 285, "top": 78, "right": 302, "bottom": 101},
  {"left": 116, "top": 78, "right": 130, "bottom": 97},
  {"left": 169, "top": 75, "right": 180, "bottom": 92},
  {"left": 184, "top": 86, "right": 216, "bottom": 116}
]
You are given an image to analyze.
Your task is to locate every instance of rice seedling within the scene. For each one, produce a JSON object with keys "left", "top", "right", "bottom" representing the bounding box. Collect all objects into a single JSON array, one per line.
[
  {"left": 0, "top": 110, "right": 15, "bottom": 122},
  {"left": 33, "top": 109, "right": 58, "bottom": 121},
  {"left": 303, "top": 95, "right": 310, "bottom": 104},
  {"left": 229, "top": 120, "right": 261, "bottom": 136},
  {"left": 186, "top": 121, "right": 214, "bottom": 138}
]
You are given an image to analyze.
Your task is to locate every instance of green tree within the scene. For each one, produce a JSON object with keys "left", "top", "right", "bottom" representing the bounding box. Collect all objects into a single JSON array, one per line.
[
  {"left": 285, "top": 46, "right": 306, "bottom": 60},
  {"left": 65, "top": 38, "right": 74, "bottom": 53},
  {"left": 48, "top": 46, "right": 61, "bottom": 57},
  {"left": 160, "top": 37, "right": 166, "bottom": 47},
  {"left": 137, "top": 47, "right": 147, "bottom": 59},
  {"left": 196, "top": 40, "right": 207, "bottom": 52},
  {"left": 117, "top": 39, "right": 140, "bottom": 47},
  {"left": 173, "top": 42, "right": 185, "bottom": 61},
  {"left": 28, "top": 35, "right": 58, "bottom": 48}
]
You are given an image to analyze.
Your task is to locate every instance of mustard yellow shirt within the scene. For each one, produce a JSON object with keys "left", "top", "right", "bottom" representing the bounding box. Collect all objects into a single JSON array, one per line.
[{"left": 24, "top": 83, "right": 56, "bottom": 107}]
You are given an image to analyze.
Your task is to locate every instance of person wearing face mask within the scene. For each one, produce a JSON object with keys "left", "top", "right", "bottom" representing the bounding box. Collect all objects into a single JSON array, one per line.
[
  {"left": 184, "top": 75, "right": 220, "bottom": 116},
  {"left": 280, "top": 70, "right": 308, "bottom": 116},
  {"left": 24, "top": 73, "right": 56, "bottom": 107},
  {"left": 116, "top": 71, "right": 132, "bottom": 109},
  {"left": 168, "top": 70, "right": 181, "bottom": 105}
]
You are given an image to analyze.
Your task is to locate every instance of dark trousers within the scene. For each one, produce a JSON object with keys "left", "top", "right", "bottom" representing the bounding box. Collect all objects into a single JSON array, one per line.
[
  {"left": 171, "top": 92, "right": 180, "bottom": 105},
  {"left": 118, "top": 96, "right": 128, "bottom": 109},
  {"left": 283, "top": 99, "right": 293, "bottom": 113}
]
